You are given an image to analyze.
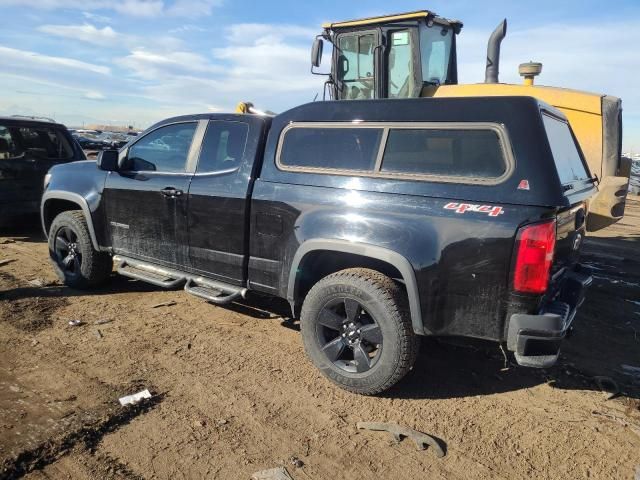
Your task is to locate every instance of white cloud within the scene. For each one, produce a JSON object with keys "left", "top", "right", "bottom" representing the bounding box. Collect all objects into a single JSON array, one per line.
[
  {"left": 84, "top": 90, "right": 105, "bottom": 99},
  {"left": 165, "top": 0, "right": 221, "bottom": 17},
  {"left": 0, "top": 0, "right": 219, "bottom": 17},
  {"left": 37, "top": 22, "right": 184, "bottom": 50},
  {"left": 37, "top": 23, "right": 121, "bottom": 46},
  {"left": 116, "top": 49, "right": 222, "bottom": 79},
  {"left": 0, "top": 45, "right": 110, "bottom": 75},
  {"left": 225, "top": 23, "right": 317, "bottom": 45},
  {"left": 82, "top": 11, "right": 111, "bottom": 23},
  {"left": 169, "top": 24, "right": 208, "bottom": 34}
]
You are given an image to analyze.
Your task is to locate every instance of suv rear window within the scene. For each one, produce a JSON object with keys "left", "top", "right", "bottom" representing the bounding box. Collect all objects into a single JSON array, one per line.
[
  {"left": 279, "top": 127, "right": 382, "bottom": 171},
  {"left": 381, "top": 128, "right": 506, "bottom": 178},
  {"left": 542, "top": 114, "right": 590, "bottom": 185},
  {"left": 0, "top": 124, "right": 73, "bottom": 160}
]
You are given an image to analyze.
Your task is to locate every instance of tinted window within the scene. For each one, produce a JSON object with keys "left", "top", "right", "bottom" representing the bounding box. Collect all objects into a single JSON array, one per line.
[
  {"left": 197, "top": 121, "right": 248, "bottom": 173},
  {"left": 388, "top": 30, "right": 416, "bottom": 98},
  {"left": 337, "top": 33, "right": 376, "bottom": 100},
  {"left": 128, "top": 123, "right": 196, "bottom": 172},
  {"left": 0, "top": 124, "right": 73, "bottom": 160},
  {"left": 381, "top": 128, "right": 506, "bottom": 178},
  {"left": 542, "top": 115, "right": 590, "bottom": 184},
  {"left": 279, "top": 127, "right": 382, "bottom": 171},
  {"left": 420, "top": 25, "right": 453, "bottom": 85}
]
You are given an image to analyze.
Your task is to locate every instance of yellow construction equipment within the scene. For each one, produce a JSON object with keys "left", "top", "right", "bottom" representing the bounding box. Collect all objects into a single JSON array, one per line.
[{"left": 310, "top": 10, "right": 629, "bottom": 231}]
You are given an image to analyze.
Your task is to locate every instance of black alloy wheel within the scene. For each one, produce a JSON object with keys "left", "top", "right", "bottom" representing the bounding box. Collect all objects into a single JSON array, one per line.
[
  {"left": 316, "top": 297, "right": 383, "bottom": 373},
  {"left": 53, "top": 226, "right": 82, "bottom": 278}
]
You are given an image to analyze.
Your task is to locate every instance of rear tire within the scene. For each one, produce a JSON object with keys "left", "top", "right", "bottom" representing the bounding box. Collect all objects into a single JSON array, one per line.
[
  {"left": 300, "top": 268, "right": 419, "bottom": 395},
  {"left": 48, "top": 210, "right": 112, "bottom": 289}
]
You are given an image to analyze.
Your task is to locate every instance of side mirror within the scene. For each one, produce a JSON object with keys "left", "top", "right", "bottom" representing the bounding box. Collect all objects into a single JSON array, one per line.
[
  {"left": 97, "top": 149, "right": 119, "bottom": 171},
  {"left": 311, "top": 37, "right": 323, "bottom": 68}
]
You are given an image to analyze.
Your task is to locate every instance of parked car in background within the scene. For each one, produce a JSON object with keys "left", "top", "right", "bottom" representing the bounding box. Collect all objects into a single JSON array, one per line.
[
  {"left": 98, "top": 132, "right": 129, "bottom": 149},
  {"left": 73, "top": 134, "right": 108, "bottom": 151},
  {"left": 0, "top": 115, "right": 85, "bottom": 224}
]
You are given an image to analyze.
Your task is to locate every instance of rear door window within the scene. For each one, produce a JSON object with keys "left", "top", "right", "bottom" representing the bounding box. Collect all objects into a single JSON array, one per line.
[
  {"left": 381, "top": 128, "right": 507, "bottom": 178},
  {"left": 542, "top": 114, "right": 590, "bottom": 184},
  {"left": 196, "top": 121, "right": 249, "bottom": 173},
  {"left": 279, "top": 127, "right": 383, "bottom": 171},
  {"left": 127, "top": 122, "right": 197, "bottom": 173}
]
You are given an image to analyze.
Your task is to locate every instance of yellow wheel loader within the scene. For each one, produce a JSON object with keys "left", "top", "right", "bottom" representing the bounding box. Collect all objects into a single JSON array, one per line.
[{"left": 309, "top": 10, "right": 630, "bottom": 232}]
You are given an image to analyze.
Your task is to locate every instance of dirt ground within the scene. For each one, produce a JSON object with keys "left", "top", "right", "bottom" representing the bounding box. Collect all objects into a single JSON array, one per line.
[{"left": 1, "top": 200, "right": 639, "bottom": 480}]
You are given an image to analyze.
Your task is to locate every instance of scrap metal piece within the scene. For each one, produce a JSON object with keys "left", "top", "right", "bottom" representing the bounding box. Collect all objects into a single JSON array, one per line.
[
  {"left": 251, "top": 467, "right": 293, "bottom": 480},
  {"left": 356, "top": 421, "right": 445, "bottom": 457}
]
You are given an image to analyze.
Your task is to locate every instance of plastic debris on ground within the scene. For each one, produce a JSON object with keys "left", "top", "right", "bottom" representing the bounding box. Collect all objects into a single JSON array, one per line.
[
  {"left": 251, "top": 467, "right": 293, "bottom": 480},
  {"left": 118, "top": 389, "right": 152, "bottom": 406}
]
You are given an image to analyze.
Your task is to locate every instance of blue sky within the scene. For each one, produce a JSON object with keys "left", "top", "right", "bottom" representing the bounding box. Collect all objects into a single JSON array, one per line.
[{"left": 0, "top": 0, "right": 638, "bottom": 150}]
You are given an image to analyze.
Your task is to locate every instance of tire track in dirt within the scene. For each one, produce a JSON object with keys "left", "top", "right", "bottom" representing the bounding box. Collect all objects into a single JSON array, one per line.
[{"left": 1, "top": 395, "right": 161, "bottom": 479}]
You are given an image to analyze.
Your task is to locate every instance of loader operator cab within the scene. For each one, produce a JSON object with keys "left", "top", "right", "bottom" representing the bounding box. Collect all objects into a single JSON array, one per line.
[
  {"left": 313, "top": 11, "right": 462, "bottom": 100},
  {"left": 311, "top": 10, "right": 630, "bottom": 234}
]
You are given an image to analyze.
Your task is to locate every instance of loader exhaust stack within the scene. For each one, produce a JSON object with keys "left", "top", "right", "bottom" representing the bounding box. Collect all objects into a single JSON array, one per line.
[{"left": 485, "top": 19, "right": 507, "bottom": 84}]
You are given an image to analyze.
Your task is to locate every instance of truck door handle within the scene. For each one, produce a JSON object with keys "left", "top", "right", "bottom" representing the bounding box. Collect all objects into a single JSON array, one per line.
[{"left": 160, "top": 187, "right": 183, "bottom": 198}]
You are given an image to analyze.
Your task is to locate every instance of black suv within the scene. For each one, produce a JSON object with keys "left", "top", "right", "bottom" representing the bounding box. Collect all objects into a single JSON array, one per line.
[
  {"left": 0, "top": 116, "right": 85, "bottom": 224},
  {"left": 41, "top": 97, "right": 595, "bottom": 394}
]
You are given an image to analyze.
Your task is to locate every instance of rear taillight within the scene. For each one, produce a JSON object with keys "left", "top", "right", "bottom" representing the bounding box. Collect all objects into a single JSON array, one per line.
[{"left": 513, "top": 220, "right": 557, "bottom": 294}]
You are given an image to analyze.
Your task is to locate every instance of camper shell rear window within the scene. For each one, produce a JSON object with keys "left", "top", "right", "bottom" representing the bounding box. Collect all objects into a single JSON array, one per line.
[{"left": 542, "top": 113, "right": 590, "bottom": 185}]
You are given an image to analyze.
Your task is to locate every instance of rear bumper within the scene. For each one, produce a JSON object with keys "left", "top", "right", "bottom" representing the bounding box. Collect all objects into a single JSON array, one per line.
[{"left": 506, "top": 268, "right": 592, "bottom": 368}]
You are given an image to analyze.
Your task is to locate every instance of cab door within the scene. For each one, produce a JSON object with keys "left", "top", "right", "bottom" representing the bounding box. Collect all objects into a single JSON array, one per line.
[
  {"left": 186, "top": 117, "right": 264, "bottom": 285},
  {"left": 102, "top": 120, "right": 205, "bottom": 269},
  {"left": 335, "top": 30, "right": 379, "bottom": 100}
]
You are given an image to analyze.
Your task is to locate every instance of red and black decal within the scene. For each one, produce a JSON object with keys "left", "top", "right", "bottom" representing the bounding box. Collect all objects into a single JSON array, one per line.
[{"left": 444, "top": 202, "right": 505, "bottom": 217}]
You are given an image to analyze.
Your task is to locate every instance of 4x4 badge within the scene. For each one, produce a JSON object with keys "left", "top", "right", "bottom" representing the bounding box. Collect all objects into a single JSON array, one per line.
[{"left": 444, "top": 202, "right": 505, "bottom": 217}]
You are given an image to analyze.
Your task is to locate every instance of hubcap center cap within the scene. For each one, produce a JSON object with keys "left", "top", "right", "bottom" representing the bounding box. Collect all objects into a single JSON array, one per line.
[{"left": 343, "top": 323, "right": 361, "bottom": 345}]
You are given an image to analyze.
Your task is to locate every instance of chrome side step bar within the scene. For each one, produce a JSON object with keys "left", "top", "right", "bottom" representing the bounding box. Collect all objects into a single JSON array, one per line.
[
  {"left": 184, "top": 278, "right": 246, "bottom": 305},
  {"left": 116, "top": 256, "right": 186, "bottom": 288},
  {"left": 114, "top": 255, "right": 247, "bottom": 305}
]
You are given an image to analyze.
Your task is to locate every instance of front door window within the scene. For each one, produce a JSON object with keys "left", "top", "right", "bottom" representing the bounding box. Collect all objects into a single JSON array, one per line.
[{"left": 127, "top": 122, "right": 197, "bottom": 172}]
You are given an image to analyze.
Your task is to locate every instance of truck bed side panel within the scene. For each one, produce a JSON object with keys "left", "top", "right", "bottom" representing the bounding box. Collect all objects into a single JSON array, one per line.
[{"left": 250, "top": 180, "right": 549, "bottom": 340}]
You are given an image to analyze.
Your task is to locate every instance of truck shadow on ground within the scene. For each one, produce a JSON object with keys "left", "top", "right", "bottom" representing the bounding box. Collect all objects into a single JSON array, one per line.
[{"left": 1, "top": 227, "right": 639, "bottom": 402}]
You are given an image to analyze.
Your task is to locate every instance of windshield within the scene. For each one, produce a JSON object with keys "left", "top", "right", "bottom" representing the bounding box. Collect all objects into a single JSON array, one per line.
[
  {"left": 542, "top": 114, "right": 590, "bottom": 185},
  {"left": 419, "top": 24, "right": 453, "bottom": 85}
]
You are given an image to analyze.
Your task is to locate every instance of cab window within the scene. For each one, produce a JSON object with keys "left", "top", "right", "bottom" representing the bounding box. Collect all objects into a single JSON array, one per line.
[
  {"left": 419, "top": 25, "right": 453, "bottom": 85},
  {"left": 127, "top": 123, "right": 197, "bottom": 173},
  {"left": 337, "top": 33, "right": 376, "bottom": 100},
  {"left": 196, "top": 121, "right": 249, "bottom": 173},
  {"left": 388, "top": 30, "right": 416, "bottom": 98}
]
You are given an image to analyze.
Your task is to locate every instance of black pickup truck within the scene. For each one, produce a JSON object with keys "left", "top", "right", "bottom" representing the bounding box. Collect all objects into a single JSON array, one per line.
[{"left": 41, "top": 97, "right": 594, "bottom": 394}]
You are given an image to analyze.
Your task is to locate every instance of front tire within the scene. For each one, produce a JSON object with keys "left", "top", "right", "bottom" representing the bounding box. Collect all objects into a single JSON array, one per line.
[
  {"left": 300, "top": 268, "right": 419, "bottom": 395},
  {"left": 48, "top": 210, "right": 112, "bottom": 289}
]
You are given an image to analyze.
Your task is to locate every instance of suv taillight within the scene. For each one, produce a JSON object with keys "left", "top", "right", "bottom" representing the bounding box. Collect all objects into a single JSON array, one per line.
[{"left": 513, "top": 220, "right": 556, "bottom": 294}]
